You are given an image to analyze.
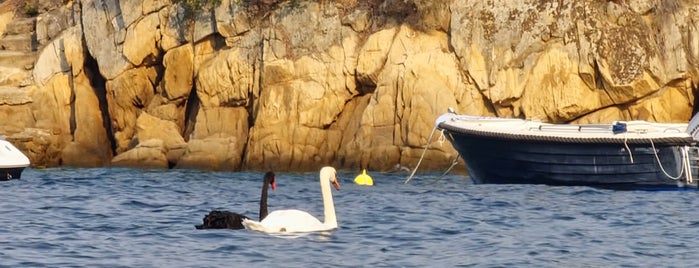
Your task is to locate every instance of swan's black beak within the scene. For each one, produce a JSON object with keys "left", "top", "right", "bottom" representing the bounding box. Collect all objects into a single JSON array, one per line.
[{"left": 332, "top": 177, "right": 340, "bottom": 190}]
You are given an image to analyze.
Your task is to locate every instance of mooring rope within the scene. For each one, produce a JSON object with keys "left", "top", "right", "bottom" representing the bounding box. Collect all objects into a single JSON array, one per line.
[
  {"left": 623, "top": 134, "right": 634, "bottom": 163},
  {"left": 649, "top": 138, "right": 685, "bottom": 181},
  {"left": 404, "top": 126, "right": 439, "bottom": 184},
  {"left": 424, "top": 155, "right": 463, "bottom": 185},
  {"left": 440, "top": 154, "right": 460, "bottom": 178}
]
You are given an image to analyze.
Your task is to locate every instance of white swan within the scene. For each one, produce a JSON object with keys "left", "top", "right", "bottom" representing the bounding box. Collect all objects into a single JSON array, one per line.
[{"left": 243, "top": 166, "right": 340, "bottom": 233}]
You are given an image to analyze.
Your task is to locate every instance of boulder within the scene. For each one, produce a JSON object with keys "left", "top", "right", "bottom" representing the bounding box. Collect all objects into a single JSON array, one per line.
[
  {"left": 35, "top": 7, "right": 74, "bottom": 46},
  {"left": 106, "top": 66, "right": 159, "bottom": 153},
  {"left": 60, "top": 74, "right": 113, "bottom": 167},
  {"left": 33, "top": 26, "right": 84, "bottom": 86},
  {"left": 135, "top": 112, "right": 186, "bottom": 151},
  {"left": 176, "top": 137, "right": 242, "bottom": 170},
  {"left": 111, "top": 139, "right": 168, "bottom": 169},
  {"left": 0, "top": 89, "right": 34, "bottom": 134},
  {"left": 214, "top": 0, "right": 253, "bottom": 43},
  {"left": 196, "top": 48, "right": 253, "bottom": 108},
  {"left": 81, "top": 0, "right": 132, "bottom": 79},
  {"left": 161, "top": 44, "right": 193, "bottom": 101},
  {"left": 355, "top": 27, "right": 396, "bottom": 87},
  {"left": 123, "top": 12, "right": 161, "bottom": 66}
]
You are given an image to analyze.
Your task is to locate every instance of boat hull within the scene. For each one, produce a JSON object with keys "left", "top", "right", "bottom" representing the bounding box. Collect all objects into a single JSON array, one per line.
[
  {"left": 444, "top": 130, "right": 694, "bottom": 189},
  {"left": 0, "top": 139, "right": 30, "bottom": 180},
  {"left": 0, "top": 167, "right": 25, "bottom": 180}
]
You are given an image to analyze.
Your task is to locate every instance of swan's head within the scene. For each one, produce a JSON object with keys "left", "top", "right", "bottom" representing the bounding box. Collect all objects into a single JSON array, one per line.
[
  {"left": 320, "top": 166, "right": 340, "bottom": 190},
  {"left": 264, "top": 171, "right": 277, "bottom": 190}
]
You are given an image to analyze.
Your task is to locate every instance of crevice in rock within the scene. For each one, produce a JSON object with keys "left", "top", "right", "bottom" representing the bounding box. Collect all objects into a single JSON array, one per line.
[
  {"left": 69, "top": 87, "right": 76, "bottom": 141},
  {"left": 84, "top": 54, "right": 114, "bottom": 154},
  {"left": 182, "top": 83, "right": 200, "bottom": 142},
  {"left": 240, "top": 29, "right": 266, "bottom": 170},
  {"left": 593, "top": 59, "right": 605, "bottom": 90},
  {"left": 355, "top": 75, "right": 377, "bottom": 95},
  {"left": 240, "top": 81, "right": 254, "bottom": 169},
  {"left": 81, "top": 22, "right": 115, "bottom": 155},
  {"left": 592, "top": 58, "right": 618, "bottom": 108},
  {"left": 692, "top": 81, "right": 699, "bottom": 118},
  {"left": 62, "top": 38, "right": 77, "bottom": 141}
]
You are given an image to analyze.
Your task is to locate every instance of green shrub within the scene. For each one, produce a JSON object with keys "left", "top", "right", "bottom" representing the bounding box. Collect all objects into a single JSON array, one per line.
[
  {"left": 23, "top": 3, "right": 39, "bottom": 17},
  {"left": 173, "top": 0, "right": 223, "bottom": 16}
]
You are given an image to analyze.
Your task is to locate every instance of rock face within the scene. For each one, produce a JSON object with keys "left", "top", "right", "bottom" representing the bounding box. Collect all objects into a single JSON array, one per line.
[{"left": 0, "top": 0, "right": 698, "bottom": 172}]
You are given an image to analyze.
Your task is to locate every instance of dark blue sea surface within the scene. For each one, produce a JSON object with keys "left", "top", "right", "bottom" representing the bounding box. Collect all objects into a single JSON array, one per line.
[{"left": 1, "top": 168, "right": 698, "bottom": 267}]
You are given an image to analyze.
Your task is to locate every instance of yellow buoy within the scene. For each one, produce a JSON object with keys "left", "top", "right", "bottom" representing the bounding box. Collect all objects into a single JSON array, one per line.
[{"left": 354, "top": 169, "right": 374, "bottom": 186}]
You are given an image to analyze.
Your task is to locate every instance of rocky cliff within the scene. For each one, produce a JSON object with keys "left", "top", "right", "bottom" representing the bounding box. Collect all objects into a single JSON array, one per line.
[{"left": 0, "top": 0, "right": 697, "bottom": 172}]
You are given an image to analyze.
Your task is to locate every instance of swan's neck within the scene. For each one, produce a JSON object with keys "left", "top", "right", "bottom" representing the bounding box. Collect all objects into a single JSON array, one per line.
[
  {"left": 320, "top": 176, "right": 337, "bottom": 228},
  {"left": 259, "top": 182, "right": 269, "bottom": 221}
]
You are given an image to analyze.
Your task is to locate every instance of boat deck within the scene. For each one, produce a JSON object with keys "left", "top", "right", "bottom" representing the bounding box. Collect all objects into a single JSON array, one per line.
[{"left": 439, "top": 115, "right": 694, "bottom": 145}]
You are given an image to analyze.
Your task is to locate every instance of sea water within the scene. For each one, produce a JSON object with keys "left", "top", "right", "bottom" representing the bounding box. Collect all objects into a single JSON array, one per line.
[{"left": 0, "top": 167, "right": 697, "bottom": 267}]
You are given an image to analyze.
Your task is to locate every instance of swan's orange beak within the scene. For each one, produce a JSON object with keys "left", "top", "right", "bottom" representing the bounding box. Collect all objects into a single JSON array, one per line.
[
  {"left": 271, "top": 179, "right": 277, "bottom": 191},
  {"left": 332, "top": 177, "right": 340, "bottom": 190}
]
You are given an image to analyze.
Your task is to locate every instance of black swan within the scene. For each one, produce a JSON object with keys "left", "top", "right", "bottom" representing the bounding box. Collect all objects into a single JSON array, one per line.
[{"left": 195, "top": 171, "right": 277, "bottom": 229}]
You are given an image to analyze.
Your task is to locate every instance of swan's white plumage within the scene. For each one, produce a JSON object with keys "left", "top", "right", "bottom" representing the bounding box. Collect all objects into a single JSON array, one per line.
[
  {"left": 243, "top": 210, "right": 327, "bottom": 233},
  {"left": 243, "top": 166, "right": 340, "bottom": 233}
]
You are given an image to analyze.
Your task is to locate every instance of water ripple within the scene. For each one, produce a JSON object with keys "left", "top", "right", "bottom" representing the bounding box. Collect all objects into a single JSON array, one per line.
[{"left": 0, "top": 168, "right": 697, "bottom": 267}]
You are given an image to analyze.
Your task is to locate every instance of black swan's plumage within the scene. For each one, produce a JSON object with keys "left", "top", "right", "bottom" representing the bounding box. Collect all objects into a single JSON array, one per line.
[
  {"left": 195, "top": 211, "right": 249, "bottom": 229},
  {"left": 195, "top": 171, "right": 276, "bottom": 229}
]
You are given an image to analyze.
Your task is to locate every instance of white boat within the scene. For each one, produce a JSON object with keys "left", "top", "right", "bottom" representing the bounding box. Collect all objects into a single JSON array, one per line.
[
  {"left": 0, "top": 138, "right": 30, "bottom": 180},
  {"left": 434, "top": 110, "right": 699, "bottom": 190}
]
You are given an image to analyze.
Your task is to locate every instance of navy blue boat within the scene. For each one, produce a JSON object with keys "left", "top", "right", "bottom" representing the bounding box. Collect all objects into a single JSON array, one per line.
[{"left": 435, "top": 112, "right": 699, "bottom": 190}]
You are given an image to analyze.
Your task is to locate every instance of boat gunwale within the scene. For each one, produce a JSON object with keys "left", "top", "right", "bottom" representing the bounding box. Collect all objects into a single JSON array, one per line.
[{"left": 439, "top": 121, "right": 695, "bottom": 145}]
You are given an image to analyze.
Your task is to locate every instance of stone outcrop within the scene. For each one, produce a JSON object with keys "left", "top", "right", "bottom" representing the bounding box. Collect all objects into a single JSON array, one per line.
[{"left": 0, "top": 0, "right": 698, "bottom": 173}]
